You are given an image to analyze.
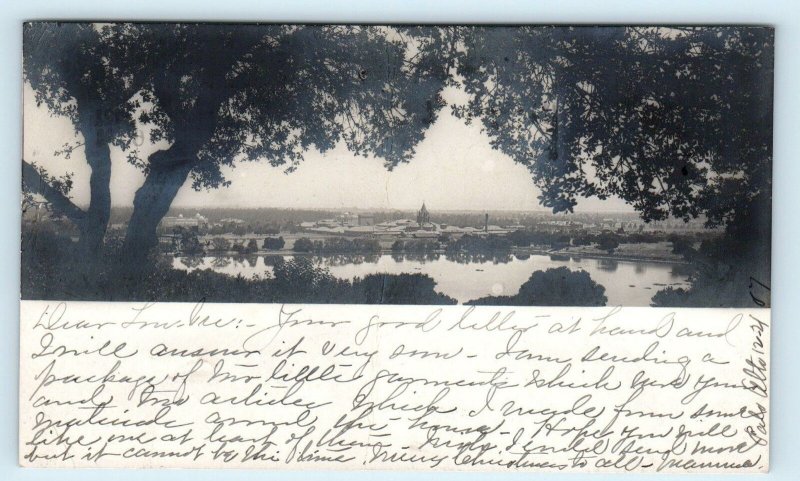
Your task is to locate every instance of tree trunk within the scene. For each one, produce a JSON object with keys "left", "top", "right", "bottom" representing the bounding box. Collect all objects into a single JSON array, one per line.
[
  {"left": 119, "top": 79, "right": 221, "bottom": 272},
  {"left": 77, "top": 128, "right": 112, "bottom": 261},
  {"left": 122, "top": 147, "right": 193, "bottom": 269},
  {"left": 23, "top": 127, "right": 113, "bottom": 286}
]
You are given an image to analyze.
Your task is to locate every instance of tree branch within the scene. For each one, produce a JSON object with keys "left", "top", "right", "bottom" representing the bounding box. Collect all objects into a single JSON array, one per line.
[{"left": 21, "top": 159, "right": 86, "bottom": 224}]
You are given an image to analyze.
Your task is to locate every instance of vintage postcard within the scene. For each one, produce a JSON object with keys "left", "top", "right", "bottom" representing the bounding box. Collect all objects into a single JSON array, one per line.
[{"left": 20, "top": 23, "right": 772, "bottom": 472}]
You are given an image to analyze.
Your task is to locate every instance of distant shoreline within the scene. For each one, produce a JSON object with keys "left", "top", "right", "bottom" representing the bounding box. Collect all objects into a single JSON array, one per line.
[{"left": 173, "top": 247, "right": 691, "bottom": 266}]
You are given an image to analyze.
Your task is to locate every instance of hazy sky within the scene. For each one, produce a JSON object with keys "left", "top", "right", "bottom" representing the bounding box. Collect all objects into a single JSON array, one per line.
[{"left": 24, "top": 84, "right": 632, "bottom": 213}]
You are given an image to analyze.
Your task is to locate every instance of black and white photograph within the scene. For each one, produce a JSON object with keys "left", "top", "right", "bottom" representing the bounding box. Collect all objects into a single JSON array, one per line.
[
  {"left": 13, "top": 16, "right": 783, "bottom": 475},
  {"left": 21, "top": 23, "right": 773, "bottom": 307}
]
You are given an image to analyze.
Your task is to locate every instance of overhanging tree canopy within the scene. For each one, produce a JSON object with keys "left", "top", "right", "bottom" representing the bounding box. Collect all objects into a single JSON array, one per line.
[
  {"left": 106, "top": 24, "right": 453, "bottom": 261},
  {"left": 454, "top": 26, "right": 772, "bottom": 229}
]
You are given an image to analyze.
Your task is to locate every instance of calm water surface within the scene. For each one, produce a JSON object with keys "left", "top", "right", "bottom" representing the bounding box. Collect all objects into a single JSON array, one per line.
[{"left": 172, "top": 254, "right": 690, "bottom": 306}]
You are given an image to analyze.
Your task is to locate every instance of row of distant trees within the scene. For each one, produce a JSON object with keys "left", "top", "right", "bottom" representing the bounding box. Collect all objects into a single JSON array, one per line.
[
  {"left": 293, "top": 237, "right": 381, "bottom": 254},
  {"left": 312, "top": 230, "right": 707, "bottom": 256},
  {"left": 210, "top": 236, "right": 286, "bottom": 253},
  {"left": 171, "top": 230, "right": 286, "bottom": 255},
  {"left": 167, "top": 227, "right": 708, "bottom": 260},
  {"left": 391, "top": 239, "right": 439, "bottom": 253},
  {"left": 166, "top": 228, "right": 710, "bottom": 259}
]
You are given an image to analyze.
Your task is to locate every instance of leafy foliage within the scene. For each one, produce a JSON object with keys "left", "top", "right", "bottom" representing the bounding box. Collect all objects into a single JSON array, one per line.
[
  {"left": 210, "top": 237, "right": 231, "bottom": 251},
  {"left": 23, "top": 23, "right": 141, "bottom": 150},
  {"left": 173, "top": 226, "right": 204, "bottom": 255},
  {"left": 350, "top": 273, "right": 456, "bottom": 305},
  {"left": 469, "top": 267, "right": 607, "bottom": 306},
  {"left": 292, "top": 237, "right": 315, "bottom": 252},
  {"left": 263, "top": 236, "right": 286, "bottom": 250},
  {"left": 109, "top": 24, "right": 452, "bottom": 189},
  {"left": 597, "top": 232, "right": 621, "bottom": 253},
  {"left": 454, "top": 27, "right": 773, "bottom": 227},
  {"left": 291, "top": 236, "right": 381, "bottom": 254}
]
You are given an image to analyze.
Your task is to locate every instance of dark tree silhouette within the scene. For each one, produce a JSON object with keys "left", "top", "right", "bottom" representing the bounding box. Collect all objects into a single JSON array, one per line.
[
  {"left": 351, "top": 273, "right": 456, "bottom": 305},
  {"left": 23, "top": 23, "right": 141, "bottom": 260},
  {"left": 263, "top": 236, "right": 285, "bottom": 250},
  {"left": 455, "top": 27, "right": 772, "bottom": 228},
  {"left": 174, "top": 226, "right": 204, "bottom": 255},
  {"left": 597, "top": 232, "right": 621, "bottom": 253},
  {"left": 102, "top": 24, "right": 452, "bottom": 266},
  {"left": 245, "top": 238, "right": 259, "bottom": 254},
  {"left": 668, "top": 234, "right": 694, "bottom": 256},
  {"left": 211, "top": 237, "right": 231, "bottom": 252},
  {"left": 455, "top": 26, "right": 772, "bottom": 306},
  {"left": 292, "top": 237, "right": 314, "bottom": 253},
  {"left": 469, "top": 267, "right": 607, "bottom": 306}
]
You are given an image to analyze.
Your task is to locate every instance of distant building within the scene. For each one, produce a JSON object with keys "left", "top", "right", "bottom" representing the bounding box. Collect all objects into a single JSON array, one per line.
[
  {"left": 347, "top": 225, "right": 375, "bottom": 234},
  {"left": 338, "top": 212, "right": 359, "bottom": 226},
  {"left": 358, "top": 214, "right": 375, "bottom": 226},
  {"left": 417, "top": 202, "right": 431, "bottom": 226},
  {"left": 161, "top": 213, "right": 208, "bottom": 229}
]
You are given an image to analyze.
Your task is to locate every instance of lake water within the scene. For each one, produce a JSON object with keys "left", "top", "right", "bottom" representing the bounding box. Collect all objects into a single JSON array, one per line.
[{"left": 172, "top": 253, "right": 691, "bottom": 306}]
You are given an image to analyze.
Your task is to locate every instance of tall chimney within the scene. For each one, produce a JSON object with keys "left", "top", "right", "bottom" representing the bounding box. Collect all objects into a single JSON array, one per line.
[{"left": 484, "top": 213, "right": 489, "bottom": 233}]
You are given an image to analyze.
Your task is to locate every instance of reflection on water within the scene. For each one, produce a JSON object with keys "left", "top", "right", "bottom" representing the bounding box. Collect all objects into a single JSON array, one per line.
[
  {"left": 316, "top": 253, "right": 381, "bottom": 266},
  {"left": 179, "top": 256, "right": 205, "bottom": 269},
  {"left": 597, "top": 259, "right": 619, "bottom": 272},
  {"left": 442, "top": 251, "right": 513, "bottom": 265},
  {"left": 263, "top": 255, "right": 285, "bottom": 266},
  {"left": 211, "top": 257, "right": 231, "bottom": 269},
  {"left": 670, "top": 264, "right": 695, "bottom": 277},
  {"left": 405, "top": 252, "right": 441, "bottom": 263},
  {"left": 172, "top": 253, "right": 691, "bottom": 306}
]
